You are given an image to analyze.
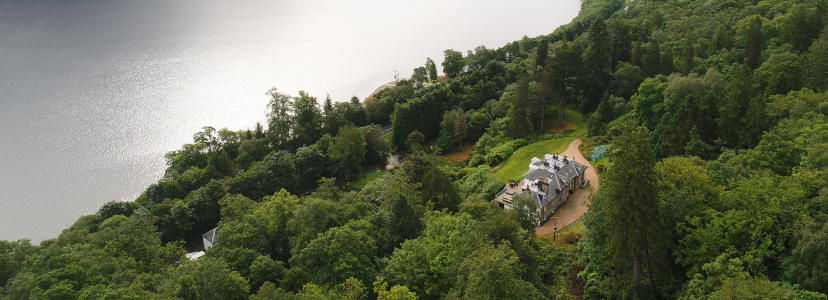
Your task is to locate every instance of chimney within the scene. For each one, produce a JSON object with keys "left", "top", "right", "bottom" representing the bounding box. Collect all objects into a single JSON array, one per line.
[{"left": 539, "top": 177, "right": 549, "bottom": 193}]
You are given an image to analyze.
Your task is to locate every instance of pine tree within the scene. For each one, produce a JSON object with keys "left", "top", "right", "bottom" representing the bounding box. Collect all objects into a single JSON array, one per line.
[
  {"left": 718, "top": 67, "right": 753, "bottom": 148},
  {"left": 644, "top": 41, "right": 661, "bottom": 78},
  {"left": 608, "top": 17, "right": 632, "bottom": 71},
  {"left": 744, "top": 16, "right": 763, "bottom": 70},
  {"left": 581, "top": 19, "right": 613, "bottom": 114},
  {"left": 711, "top": 24, "right": 731, "bottom": 52},
  {"left": 781, "top": 5, "right": 816, "bottom": 52},
  {"left": 805, "top": 28, "right": 828, "bottom": 92},
  {"left": 662, "top": 94, "right": 700, "bottom": 156},
  {"left": 324, "top": 94, "right": 336, "bottom": 135},
  {"left": 684, "top": 126, "right": 715, "bottom": 159},
  {"left": 426, "top": 58, "right": 438, "bottom": 82},
  {"left": 660, "top": 45, "right": 674, "bottom": 76},
  {"left": 536, "top": 61, "right": 552, "bottom": 132},
  {"left": 509, "top": 75, "right": 531, "bottom": 139},
  {"left": 651, "top": 10, "right": 663, "bottom": 31},
  {"left": 453, "top": 108, "right": 468, "bottom": 150},
  {"left": 742, "top": 94, "right": 766, "bottom": 149},
  {"left": 255, "top": 122, "right": 264, "bottom": 139},
  {"left": 549, "top": 42, "right": 582, "bottom": 127},
  {"left": 535, "top": 38, "right": 549, "bottom": 67},
  {"left": 681, "top": 34, "right": 694, "bottom": 76},
  {"left": 603, "top": 122, "right": 663, "bottom": 299},
  {"left": 632, "top": 40, "right": 643, "bottom": 67}
]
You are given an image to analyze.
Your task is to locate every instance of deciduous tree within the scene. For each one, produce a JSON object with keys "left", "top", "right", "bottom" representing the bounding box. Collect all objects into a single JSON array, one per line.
[
  {"left": 442, "top": 49, "right": 465, "bottom": 78},
  {"left": 329, "top": 125, "right": 367, "bottom": 181}
]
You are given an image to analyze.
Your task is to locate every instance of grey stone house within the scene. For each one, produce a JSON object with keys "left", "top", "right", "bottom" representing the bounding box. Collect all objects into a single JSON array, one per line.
[{"left": 496, "top": 154, "right": 588, "bottom": 224}]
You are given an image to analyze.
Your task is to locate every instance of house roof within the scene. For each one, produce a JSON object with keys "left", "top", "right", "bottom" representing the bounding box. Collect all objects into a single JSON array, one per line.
[
  {"left": 520, "top": 154, "right": 588, "bottom": 209},
  {"left": 522, "top": 169, "right": 555, "bottom": 182},
  {"left": 202, "top": 226, "right": 220, "bottom": 244}
]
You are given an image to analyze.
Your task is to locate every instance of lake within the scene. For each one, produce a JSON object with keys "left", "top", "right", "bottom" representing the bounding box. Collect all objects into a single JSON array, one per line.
[{"left": 0, "top": 0, "right": 581, "bottom": 243}]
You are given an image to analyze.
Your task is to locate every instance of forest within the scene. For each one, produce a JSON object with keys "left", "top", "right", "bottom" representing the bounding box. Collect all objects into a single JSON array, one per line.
[{"left": 3, "top": 0, "right": 828, "bottom": 298}]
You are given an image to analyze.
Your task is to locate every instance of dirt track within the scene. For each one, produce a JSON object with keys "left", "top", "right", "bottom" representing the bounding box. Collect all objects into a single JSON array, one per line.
[{"left": 535, "top": 137, "right": 599, "bottom": 235}]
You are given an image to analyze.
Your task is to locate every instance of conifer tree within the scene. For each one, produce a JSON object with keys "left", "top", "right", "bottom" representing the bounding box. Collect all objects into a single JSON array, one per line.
[
  {"left": 608, "top": 17, "right": 631, "bottom": 71},
  {"left": 681, "top": 34, "right": 694, "bottom": 76},
  {"left": 718, "top": 66, "right": 753, "bottom": 148},
  {"left": 453, "top": 108, "right": 468, "bottom": 149},
  {"left": 549, "top": 42, "right": 582, "bottom": 126},
  {"left": 603, "top": 123, "right": 663, "bottom": 299},
  {"left": 581, "top": 19, "right": 613, "bottom": 114},
  {"left": 509, "top": 74, "right": 531, "bottom": 139},
  {"left": 744, "top": 16, "right": 763, "bottom": 70},
  {"left": 644, "top": 41, "right": 661, "bottom": 78},
  {"left": 805, "top": 28, "right": 828, "bottom": 92},
  {"left": 660, "top": 46, "right": 674, "bottom": 76},
  {"left": 426, "top": 57, "right": 438, "bottom": 82},
  {"left": 632, "top": 40, "right": 643, "bottom": 67},
  {"left": 535, "top": 38, "right": 549, "bottom": 67},
  {"left": 324, "top": 94, "right": 336, "bottom": 135},
  {"left": 711, "top": 24, "right": 731, "bottom": 52}
]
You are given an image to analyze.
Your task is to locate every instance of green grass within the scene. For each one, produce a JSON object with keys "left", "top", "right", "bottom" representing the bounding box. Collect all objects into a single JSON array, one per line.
[
  {"left": 543, "top": 104, "right": 587, "bottom": 137},
  {"left": 560, "top": 220, "right": 585, "bottom": 234},
  {"left": 493, "top": 137, "right": 576, "bottom": 183},
  {"left": 345, "top": 171, "right": 388, "bottom": 191}
]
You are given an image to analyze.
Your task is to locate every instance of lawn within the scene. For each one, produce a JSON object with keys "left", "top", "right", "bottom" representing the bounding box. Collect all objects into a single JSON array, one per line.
[
  {"left": 493, "top": 137, "right": 576, "bottom": 183},
  {"left": 345, "top": 170, "right": 388, "bottom": 191},
  {"left": 543, "top": 104, "right": 587, "bottom": 137}
]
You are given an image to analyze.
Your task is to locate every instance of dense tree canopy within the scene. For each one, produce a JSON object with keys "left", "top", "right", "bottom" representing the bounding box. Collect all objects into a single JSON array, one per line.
[{"left": 7, "top": 0, "right": 828, "bottom": 299}]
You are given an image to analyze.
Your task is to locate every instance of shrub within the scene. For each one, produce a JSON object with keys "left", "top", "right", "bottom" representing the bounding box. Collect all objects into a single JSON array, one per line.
[
  {"left": 484, "top": 139, "right": 529, "bottom": 165},
  {"left": 596, "top": 162, "right": 607, "bottom": 174},
  {"left": 590, "top": 145, "right": 610, "bottom": 162}
]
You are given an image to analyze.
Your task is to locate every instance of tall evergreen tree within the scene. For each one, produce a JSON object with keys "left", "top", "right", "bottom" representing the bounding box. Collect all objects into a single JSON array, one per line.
[
  {"left": 535, "top": 38, "right": 549, "bottom": 67},
  {"left": 742, "top": 93, "right": 767, "bottom": 149},
  {"left": 581, "top": 19, "right": 613, "bottom": 114},
  {"left": 643, "top": 41, "right": 661, "bottom": 78},
  {"left": 744, "top": 16, "right": 763, "bottom": 70},
  {"left": 426, "top": 57, "right": 438, "bottom": 82},
  {"left": 608, "top": 17, "right": 632, "bottom": 71},
  {"left": 603, "top": 123, "right": 663, "bottom": 299},
  {"left": 711, "top": 24, "right": 732, "bottom": 52},
  {"left": 717, "top": 66, "right": 754, "bottom": 149},
  {"left": 781, "top": 4, "right": 817, "bottom": 52},
  {"left": 651, "top": 10, "right": 663, "bottom": 31},
  {"left": 681, "top": 34, "right": 694, "bottom": 76},
  {"left": 535, "top": 61, "right": 552, "bottom": 131},
  {"left": 660, "top": 94, "right": 701, "bottom": 157},
  {"left": 509, "top": 74, "right": 531, "bottom": 139},
  {"left": 549, "top": 42, "right": 582, "bottom": 126},
  {"left": 324, "top": 94, "right": 336, "bottom": 135},
  {"left": 805, "top": 28, "right": 828, "bottom": 92},
  {"left": 632, "top": 40, "right": 643, "bottom": 67},
  {"left": 660, "top": 45, "right": 674, "bottom": 76},
  {"left": 453, "top": 108, "right": 468, "bottom": 149}
]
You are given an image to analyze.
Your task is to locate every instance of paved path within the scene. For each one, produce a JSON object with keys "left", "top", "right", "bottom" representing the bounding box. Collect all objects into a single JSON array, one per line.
[{"left": 535, "top": 137, "right": 600, "bottom": 235}]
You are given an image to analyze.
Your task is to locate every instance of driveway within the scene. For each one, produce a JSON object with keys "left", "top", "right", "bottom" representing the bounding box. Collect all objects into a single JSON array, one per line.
[{"left": 535, "top": 137, "right": 600, "bottom": 235}]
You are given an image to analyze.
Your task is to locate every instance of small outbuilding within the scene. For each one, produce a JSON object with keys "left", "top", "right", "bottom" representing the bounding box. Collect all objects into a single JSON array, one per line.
[{"left": 202, "top": 226, "right": 220, "bottom": 251}]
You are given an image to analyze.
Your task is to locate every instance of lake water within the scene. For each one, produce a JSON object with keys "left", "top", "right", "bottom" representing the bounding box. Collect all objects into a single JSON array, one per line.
[{"left": 0, "top": 0, "right": 581, "bottom": 243}]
